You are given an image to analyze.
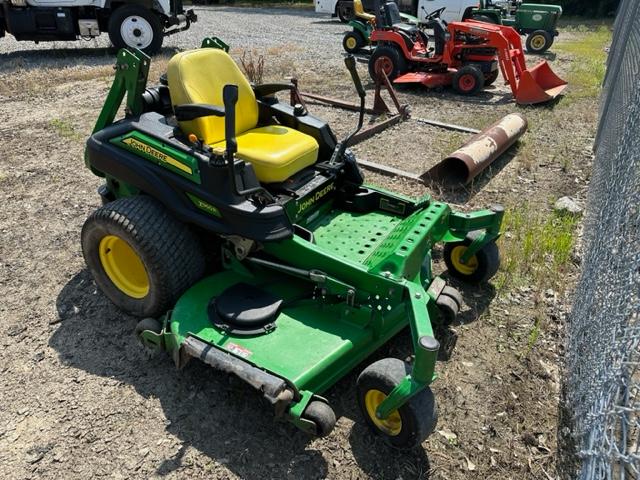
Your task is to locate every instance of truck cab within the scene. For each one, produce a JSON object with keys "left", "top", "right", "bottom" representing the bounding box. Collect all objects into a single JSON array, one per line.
[{"left": 0, "top": 0, "right": 196, "bottom": 54}]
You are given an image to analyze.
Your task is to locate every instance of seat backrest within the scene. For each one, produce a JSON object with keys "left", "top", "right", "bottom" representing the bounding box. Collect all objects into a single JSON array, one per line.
[
  {"left": 167, "top": 48, "right": 259, "bottom": 145},
  {"left": 383, "top": 1, "right": 402, "bottom": 26},
  {"left": 354, "top": 0, "right": 365, "bottom": 15}
]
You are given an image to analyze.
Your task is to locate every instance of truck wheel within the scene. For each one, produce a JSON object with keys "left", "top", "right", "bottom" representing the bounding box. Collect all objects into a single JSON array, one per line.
[
  {"left": 525, "top": 30, "right": 552, "bottom": 54},
  {"left": 108, "top": 4, "right": 164, "bottom": 55},
  {"left": 343, "top": 31, "right": 364, "bottom": 53},
  {"left": 452, "top": 65, "right": 485, "bottom": 95},
  {"left": 337, "top": 1, "right": 354, "bottom": 22},
  {"left": 81, "top": 196, "right": 205, "bottom": 318},
  {"left": 368, "top": 45, "right": 406, "bottom": 82},
  {"left": 357, "top": 358, "right": 438, "bottom": 449}
]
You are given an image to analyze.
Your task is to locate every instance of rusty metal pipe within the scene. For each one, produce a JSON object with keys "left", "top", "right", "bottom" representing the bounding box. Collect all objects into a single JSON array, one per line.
[{"left": 421, "top": 113, "right": 528, "bottom": 186}]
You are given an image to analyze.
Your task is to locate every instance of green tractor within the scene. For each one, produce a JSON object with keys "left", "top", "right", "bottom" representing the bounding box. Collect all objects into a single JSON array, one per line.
[
  {"left": 466, "top": 0, "right": 562, "bottom": 53},
  {"left": 343, "top": 0, "right": 419, "bottom": 53},
  {"left": 81, "top": 38, "right": 505, "bottom": 446}
]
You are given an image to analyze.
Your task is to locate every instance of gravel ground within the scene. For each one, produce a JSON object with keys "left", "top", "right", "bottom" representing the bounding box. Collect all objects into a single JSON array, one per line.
[{"left": 0, "top": 6, "right": 602, "bottom": 480}]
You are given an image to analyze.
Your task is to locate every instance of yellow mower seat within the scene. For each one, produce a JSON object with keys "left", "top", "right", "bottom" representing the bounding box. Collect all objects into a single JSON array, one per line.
[
  {"left": 167, "top": 48, "right": 319, "bottom": 183},
  {"left": 354, "top": 0, "right": 375, "bottom": 21}
]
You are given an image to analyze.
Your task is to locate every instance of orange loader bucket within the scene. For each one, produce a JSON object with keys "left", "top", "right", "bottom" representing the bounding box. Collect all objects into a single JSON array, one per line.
[{"left": 515, "top": 60, "right": 568, "bottom": 105}]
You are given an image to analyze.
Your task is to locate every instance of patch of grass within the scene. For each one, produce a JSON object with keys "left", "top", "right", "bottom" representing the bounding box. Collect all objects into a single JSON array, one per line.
[
  {"left": 555, "top": 26, "right": 611, "bottom": 100},
  {"left": 49, "top": 119, "right": 82, "bottom": 141},
  {"left": 496, "top": 204, "right": 579, "bottom": 292}
]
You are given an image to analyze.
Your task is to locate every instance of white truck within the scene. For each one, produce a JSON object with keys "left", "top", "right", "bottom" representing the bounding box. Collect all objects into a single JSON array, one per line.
[
  {"left": 0, "top": 0, "right": 196, "bottom": 54},
  {"left": 316, "top": 0, "right": 478, "bottom": 23}
]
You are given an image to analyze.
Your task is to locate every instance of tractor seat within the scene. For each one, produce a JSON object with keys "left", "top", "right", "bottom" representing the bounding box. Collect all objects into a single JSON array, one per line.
[
  {"left": 354, "top": 0, "right": 375, "bottom": 22},
  {"left": 167, "top": 48, "right": 319, "bottom": 184}
]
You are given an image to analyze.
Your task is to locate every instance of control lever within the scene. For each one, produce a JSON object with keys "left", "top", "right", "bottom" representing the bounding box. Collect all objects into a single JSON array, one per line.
[{"left": 329, "top": 56, "right": 366, "bottom": 165}]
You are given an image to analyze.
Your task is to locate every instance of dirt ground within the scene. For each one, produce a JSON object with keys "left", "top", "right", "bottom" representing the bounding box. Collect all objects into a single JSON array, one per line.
[{"left": 0, "top": 7, "right": 608, "bottom": 480}]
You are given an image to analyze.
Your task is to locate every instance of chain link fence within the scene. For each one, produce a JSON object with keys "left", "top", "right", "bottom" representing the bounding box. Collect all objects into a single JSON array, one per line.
[{"left": 563, "top": 0, "right": 640, "bottom": 477}]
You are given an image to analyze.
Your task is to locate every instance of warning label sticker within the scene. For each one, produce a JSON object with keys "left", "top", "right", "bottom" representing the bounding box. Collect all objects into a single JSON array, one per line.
[{"left": 226, "top": 342, "right": 252, "bottom": 359}]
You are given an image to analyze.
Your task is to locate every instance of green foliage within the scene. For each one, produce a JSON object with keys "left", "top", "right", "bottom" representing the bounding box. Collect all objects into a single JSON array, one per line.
[
  {"left": 554, "top": 26, "right": 611, "bottom": 100},
  {"left": 526, "top": 0, "right": 619, "bottom": 16},
  {"left": 496, "top": 205, "right": 579, "bottom": 291}
]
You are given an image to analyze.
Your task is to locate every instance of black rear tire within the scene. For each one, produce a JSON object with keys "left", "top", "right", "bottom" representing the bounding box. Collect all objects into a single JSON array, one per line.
[
  {"left": 368, "top": 45, "right": 407, "bottom": 81},
  {"left": 108, "top": 5, "right": 164, "bottom": 55},
  {"left": 357, "top": 358, "right": 438, "bottom": 448},
  {"left": 81, "top": 196, "right": 205, "bottom": 318},
  {"left": 452, "top": 65, "right": 485, "bottom": 95},
  {"left": 525, "top": 30, "right": 553, "bottom": 54}
]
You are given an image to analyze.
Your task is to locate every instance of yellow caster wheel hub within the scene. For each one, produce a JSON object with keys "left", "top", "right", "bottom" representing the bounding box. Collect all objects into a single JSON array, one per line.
[
  {"left": 450, "top": 245, "right": 479, "bottom": 275},
  {"left": 364, "top": 389, "right": 402, "bottom": 436}
]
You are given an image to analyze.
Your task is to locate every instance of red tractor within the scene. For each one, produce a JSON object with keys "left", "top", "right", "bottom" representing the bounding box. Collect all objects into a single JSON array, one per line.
[{"left": 367, "top": 2, "right": 567, "bottom": 105}]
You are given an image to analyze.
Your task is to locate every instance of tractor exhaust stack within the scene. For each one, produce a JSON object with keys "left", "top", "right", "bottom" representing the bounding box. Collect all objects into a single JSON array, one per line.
[{"left": 422, "top": 113, "right": 528, "bottom": 186}]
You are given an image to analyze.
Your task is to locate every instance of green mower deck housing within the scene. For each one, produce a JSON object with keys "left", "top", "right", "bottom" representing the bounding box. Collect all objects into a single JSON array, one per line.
[{"left": 81, "top": 39, "right": 504, "bottom": 447}]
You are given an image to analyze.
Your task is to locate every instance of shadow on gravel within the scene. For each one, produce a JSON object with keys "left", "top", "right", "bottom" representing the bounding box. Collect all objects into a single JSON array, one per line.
[
  {"left": 0, "top": 46, "right": 180, "bottom": 71},
  {"left": 50, "top": 270, "right": 328, "bottom": 479},
  {"left": 51, "top": 267, "right": 491, "bottom": 477}
]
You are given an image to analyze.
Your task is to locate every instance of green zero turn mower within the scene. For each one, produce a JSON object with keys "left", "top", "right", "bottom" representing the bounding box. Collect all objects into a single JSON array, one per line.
[{"left": 81, "top": 38, "right": 504, "bottom": 447}]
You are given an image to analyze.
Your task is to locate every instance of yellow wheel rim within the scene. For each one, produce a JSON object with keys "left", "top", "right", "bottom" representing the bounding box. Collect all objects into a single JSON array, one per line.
[
  {"left": 99, "top": 235, "right": 150, "bottom": 299},
  {"left": 364, "top": 389, "right": 402, "bottom": 436},
  {"left": 531, "top": 35, "right": 546, "bottom": 50},
  {"left": 450, "top": 245, "right": 479, "bottom": 276},
  {"left": 346, "top": 36, "right": 357, "bottom": 50}
]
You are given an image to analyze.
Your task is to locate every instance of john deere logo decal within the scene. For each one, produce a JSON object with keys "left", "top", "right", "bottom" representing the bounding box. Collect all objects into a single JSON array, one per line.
[
  {"left": 122, "top": 137, "right": 192, "bottom": 175},
  {"left": 296, "top": 182, "right": 335, "bottom": 215}
]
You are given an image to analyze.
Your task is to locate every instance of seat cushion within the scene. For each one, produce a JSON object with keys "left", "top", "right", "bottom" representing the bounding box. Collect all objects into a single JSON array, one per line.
[
  {"left": 167, "top": 49, "right": 258, "bottom": 145},
  {"left": 212, "top": 125, "right": 319, "bottom": 183}
]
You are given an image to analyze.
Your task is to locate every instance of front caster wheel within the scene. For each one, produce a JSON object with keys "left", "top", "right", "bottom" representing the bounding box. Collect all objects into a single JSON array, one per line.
[
  {"left": 302, "top": 400, "right": 336, "bottom": 437},
  {"left": 357, "top": 358, "right": 437, "bottom": 448},
  {"left": 443, "top": 232, "right": 500, "bottom": 284}
]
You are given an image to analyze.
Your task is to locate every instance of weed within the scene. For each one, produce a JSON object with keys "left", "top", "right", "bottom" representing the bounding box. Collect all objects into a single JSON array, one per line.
[
  {"left": 49, "top": 119, "right": 82, "bottom": 141},
  {"left": 239, "top": 50, "right": 265, "bottom": 84},
  {"left": 496, "top": 204, "right": 579, "bottom": 293},
  {"left": 526, "top": 316, "right": 542, "bottom": 353}
]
